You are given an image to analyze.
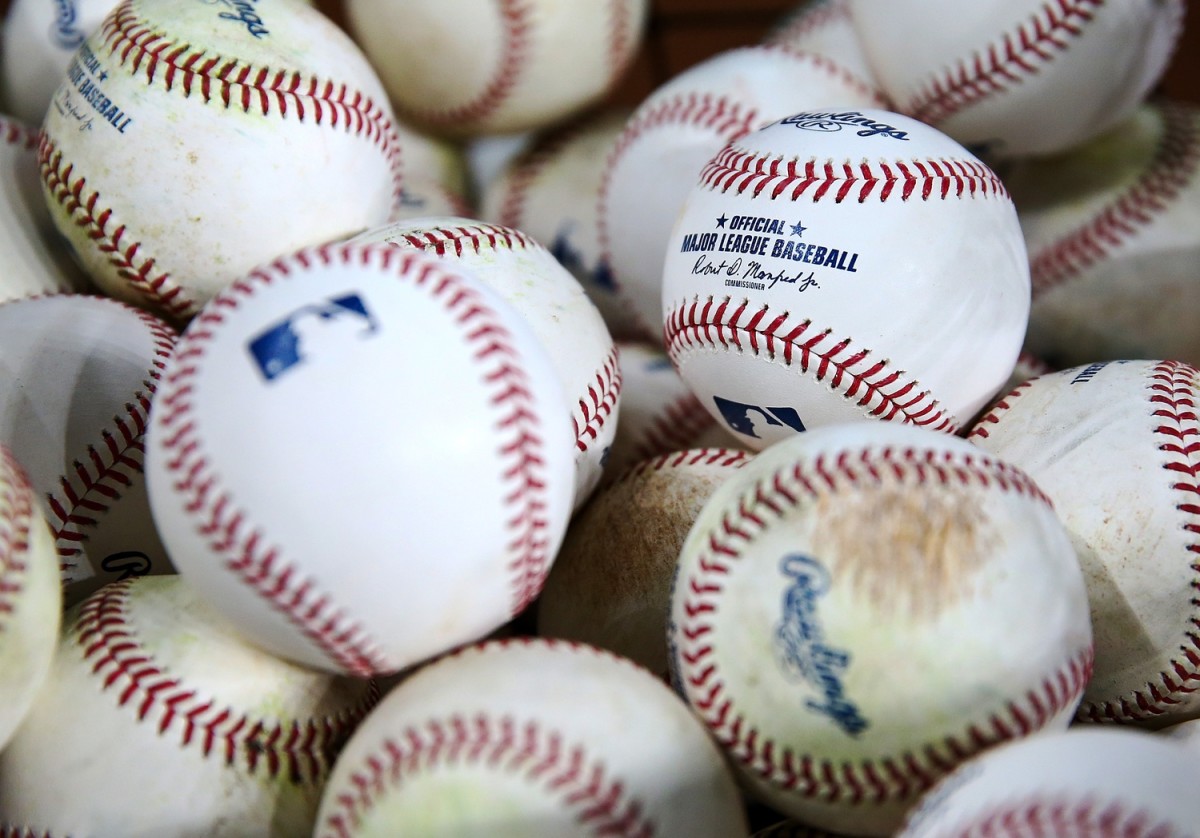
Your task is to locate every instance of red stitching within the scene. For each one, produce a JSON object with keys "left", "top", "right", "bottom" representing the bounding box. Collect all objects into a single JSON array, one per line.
[
  {"left": 493, "top": 115, "right": 594, "bottom": 231},
  {"left": 0, "top": 448, "right": 34, "bottom": 630},
  {"left": 619, "top": 448, "right": 751, "bottom": 486},
  {"left": 965, "top": 378, "right": 1035, "bottom": 442},
  {"left": 42, "top": 299, "right": 176, "bottom": 579},
  {"left": 0, "top": 115, "right": 37, "bottom": 151},
  {"left": 764, "top": 0, "right": 849, "bottom": 48},
  {"left": 74, "top": 580, "right": 377, "bottom": 780},
  {"left": 1030, "top": 103, "right": 1200, "bottom": 299},
  {"left": 154, "top": 244, "right": 555, "bottom": 674},
  {"left": 905, "top": 0, "right": 1104, "bottom": 126},
  {"left": 394, "top": 0, "right": 531, "bottom": 130},
  {"left": 0, "top": 829, "right": 55, "bottom": 838},
  {"left": 1080, "top": 360, "right": 1200, "bottom": 724},
  {"left": 605, "top": 0, "right": 636, "bottom": 93},
  {"left": 696, "top": 145, "right": 1008, "bottom": 203},
  {"left": 574, "top": 347, "right": 621, "bottom": 454},
  {"left": 631, "top": 391, "right": 720, "bottom": 464},
  {"left": 676, "top": 446, "right": 1092, "bottom": 804},
  {"left": 966, "top": 796, "right": 1183, "bottom": 837},
  {"left": 665, "top": 296, "right": 958, "bottom": 433}
]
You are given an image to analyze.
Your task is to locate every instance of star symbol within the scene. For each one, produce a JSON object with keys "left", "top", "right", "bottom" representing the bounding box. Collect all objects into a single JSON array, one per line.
[
  {"left": 790, "top": 221, "right": 807, "bottom": 238},
  {"left": 716, "top": 214, "right": 728, "bottom": 228}
]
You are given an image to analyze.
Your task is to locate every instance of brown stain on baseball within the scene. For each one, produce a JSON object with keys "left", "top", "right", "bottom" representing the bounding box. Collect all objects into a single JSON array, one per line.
[{"left": 811, "top": 483, "right": 993, "bottom": 623}]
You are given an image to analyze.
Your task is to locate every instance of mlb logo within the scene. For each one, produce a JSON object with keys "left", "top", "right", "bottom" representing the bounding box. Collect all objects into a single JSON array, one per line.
[
  {"left": 247, "top": 293, "right": 378, "bottom": 382},
  {"left": 712, "top": 396, "right": 806, "bottom": 439}
]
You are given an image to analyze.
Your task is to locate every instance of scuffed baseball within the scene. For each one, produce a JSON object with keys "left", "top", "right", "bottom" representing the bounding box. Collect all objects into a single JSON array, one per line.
[
  {"left": 314, "top": 638, "right": 749, "bottom": 837},
  {"left": 969, "top": 359, "right": 1200, "bottom": 727},
  {"left": 537, "top": 447, "right": 752, "bottom": 678},
  {"left": 662, "top": 108, "right": 1029, "bottom": 450},
  {"left": 352, "top": 217, "right": 619, "bottom": 510},
  {"left": 144, "top": 243, "right": 575, "bottom": 677},
  {"left": 0, "top": 294, "right": 177, "bottom": 604},
  {"left": 39, "top": 0, "right": 403, "bottom": 320},
  {"left": 848, "top": 0, "right": 1186, "bottom": 157},
  {"left": 0, "top": 575, "right": 377, "bottom": 835},
  {"left": 669, "top": 421, "right": 1092, "bottom": 834},
  {"left": 343, "top": 0, "right": 648, "bottom": 137}
]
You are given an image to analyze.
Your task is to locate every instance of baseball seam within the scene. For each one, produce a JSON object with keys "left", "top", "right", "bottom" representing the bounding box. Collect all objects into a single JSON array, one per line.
[
  {"left": 676, "top": 445, "right": 1093, "bottom": 804},
  {"left": 75, "top": 580, "right": 376, "bottom": 781},
  {"left": 153, "top": 244, "right": 556, "bottom": 675},
  {"left": 964, "top": 378, "right": 1035, "bottom": 442},
  {"left": 605, "top": 0, "right": 636, "bottom": 93},
  {"left": 319, "top": 712, "right": 655, "bottom": 838},
  {"left": 45, "top": 301, "right": 175, "bottom": 583},
  {"left": 1079, "top": 360, "right": 1200, "bottom": 723},
  {"left": 622, "top": 447, "right": 751, "bottom": 483},
  {"left": 764, "top": 0, "right": 850, "bottom": 48},
  {"left": 697, "top": 145, "right": 1009, "bottom": 203},
  {"left": 631, "top": 391, "right": 719, "bottom": 464},
  {"left": 0, "top": 449, "right": 34, "bottom": 634},
  {"left": 665, "top": 295, "right": 959, "bottom": 432},
  {"left": 0, "top": 116, "right": 37, "bottom": 151},
  {"left": 905, "top": 0, "right": 1104, "bottom": 126},
  {"left": 575, "top": 346, "right": 621, "bottom": 454},
  {"left": 965, "top": 796, "right": 1181, "bottom": 837},
  {"left": 493, "top": 116, "right": 594, "bottom": 232},
  {"left": 1029, "top": 103, "right": 1200, "bottom": 298},
  {"left": 394, "top": 0, "right": 531, "bottom": 129}
]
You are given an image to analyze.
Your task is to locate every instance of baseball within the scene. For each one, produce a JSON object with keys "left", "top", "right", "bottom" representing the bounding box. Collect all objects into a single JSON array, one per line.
[
  {"left": 762, "top": 0, "right": 882, "bottom": 99},
  {"left": 0, "top": 293, "right": 177, "bottom": 604},
  {"left": 351, "top": 217, "right": 619, "bottom": 510},
  {"left": 668, "top": 421, "right": 1092, "bottom": 834},
  {"left": 899, "top": 728, "right": 1200, "bottom": 836},
  {"left": 662, "top": 108, "right": 1029, "bottom": 450},
  {"left": 600, "top": 45, "right": 888, "bottom": 339},
  {"left": 969, "top": 359, "right": 1200, "bottom": 727},
  {"left": 537, "top": 447, "right": 751, "bottom": 679},
  {"left": 848, "top": 0, "right": 1186, "bottom": 157},
  {"left": 144, "top": 243, "right": 575, "bottom": 677},
  {"left": 0, "top": 114, "right": 89, "bottom": 303},
  {"left": 0, "top": 575, "right": 378, "bottom": 835},
  {"left": 1001, "top": 101, "right": 1200, "bottom": 368},
  {"left": 342, "top": 0, "right": 648, "bottom": 137},
  {"left": 0, "top": 444, "right": 62, "bottom": 752},
  {"left": 314, "top": 638, "right": 749, "bottom": 837},
  {"left": 39, "top": 0, "right": 403, "bottom": 320}
]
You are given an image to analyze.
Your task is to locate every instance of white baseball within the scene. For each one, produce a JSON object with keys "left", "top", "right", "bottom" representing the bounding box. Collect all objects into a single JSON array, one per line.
[
  {"left": 603, "top": 340, "right": 740, "bottom": 483},
  {"left": 0, "top": 575, "right": 378, "bottom": 836},
  {"left": 351, "top": 217, "right": 619, "bottom": 510},
  {"left": 662, "top": 108, "right": 1029, "bottom": 450},
  {"left": 763, "top": 0, "right": 884, "bottom": 99},
  {"left": 848, "top": 0, "right": 1186, "bottom": 157},
  {"left": 0, "top": 293, "right": 177, "bottom": 604},
  {"left": 144, "top": 243, "right": 575, "bottom": 677},
  {"left": 600, "top": 45, "right": 888, "bottom": 339},
  {"left": 0, "top": 444, "right": 62, "bottom": 752},
  {"left": 1001, "top": 101, "right": 1200, "bottom": 368},
  {"left": 899, "top": 728, "right": 1200, "bottom": 837},
  {"left": 0, "top": 114, "right": 89, "bottom": 302},
  {"left": 668, "top": 421, "right": 1093, "bottom": 835},
  {"left": 969, "top": 359, "right": 1200, "bottom": 727},
  {"left": 537, "top": 447, "right": 752, "bottom": 679},
  {"left": 481, "top": 109, "right": 640, "bottom": 340},
  {"left": 39, "top": 0, "right": 403, "bottom": 320},
  {"left": 313, "top": 638, "right": 749, "bottom": 837},
  {"left": 342, "top": 0, "right": 648, "bottom": 137}
]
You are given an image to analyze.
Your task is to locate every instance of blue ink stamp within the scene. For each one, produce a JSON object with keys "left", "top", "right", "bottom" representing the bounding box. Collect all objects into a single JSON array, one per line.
[
  {"left": 247, "top": 292, "right": 378, "bottom": 382},
  {"left": 712, "top": 397, "right": 806, "bottom": 439},
  {"left": 774, "top": 553, "right": 869, "bottom": 737},
  {"left": 780, "top": 111, "right": 910, "bottom": 141}
]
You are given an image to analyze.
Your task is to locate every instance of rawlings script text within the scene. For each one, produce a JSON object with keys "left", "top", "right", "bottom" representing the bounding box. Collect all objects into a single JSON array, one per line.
[
  {"left": 781, "top": 111, "right": 910, "bottom": 140},
  {"left": 204, "top": 0, "right": 269, "bottom": 38}
]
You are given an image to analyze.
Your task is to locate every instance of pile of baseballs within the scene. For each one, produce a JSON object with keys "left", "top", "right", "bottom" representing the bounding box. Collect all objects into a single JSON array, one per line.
[{"left": 0, "top": 0, "right": 1197, "bottom": 834}]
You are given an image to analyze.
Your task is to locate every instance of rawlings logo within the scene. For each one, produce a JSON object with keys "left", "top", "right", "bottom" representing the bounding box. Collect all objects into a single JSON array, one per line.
[{"left": 780, "top": 111, "right": 910, "bottom": 140}]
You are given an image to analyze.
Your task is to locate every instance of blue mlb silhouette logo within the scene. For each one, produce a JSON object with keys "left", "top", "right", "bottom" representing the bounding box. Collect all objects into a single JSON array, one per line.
[
  {"left": 713, "top": 396, "right": 807, "bottom": 438},
  {"left": 247, "top": 292, "right": 378, "bottom": 382}
]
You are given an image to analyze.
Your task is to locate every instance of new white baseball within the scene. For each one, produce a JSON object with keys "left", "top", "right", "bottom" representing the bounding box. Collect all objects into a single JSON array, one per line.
[
  {"left": 600, "top": 45, "right": 888, "bottom": 339},
  {"left": 39, "top": 0, "right": 403, "bottom": 320},
  {"left": 537, "top": 447, "right": 751, "bottom": 678},
  {"left": 144, "top": 243, "right": 575, "bottom": 677},
  {"left": 0, "top": 575, "right": 378, "bottom": 836},
  {"left": 342, "top": 0, "right": 648, "bottom": 136},
  {"left": 351, "top": 217, "right": 619, "bottom": 510},
  {"left": 969, "top": 359, "right": 1200, "bottom": 727},
  {"left": 668, "top": 421, "right": 1093, "bottom": 835},
  {"left": 1001, "top": 101, "right": 1200, "bottom": 368},
  {"left": 662, "top": 108, "right": 1029, "bottom": 450},
  {"left": 848, "top": 0, "right": 1186, "bottom": 157},
  {"left": 899, "top": 728, "right": 1200, "bottom": 837},
  {"left": 0, "top": 114, "right": 89, "bottom": 302},
  {"left": 0, "top": 444, "right": 62, "bottom": 752},
  {"left": 0, "top": 293, "right": 177, "bottom": 604},
  {"left": 313, "top": 638, "right": 749, "bottom": 837}
]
